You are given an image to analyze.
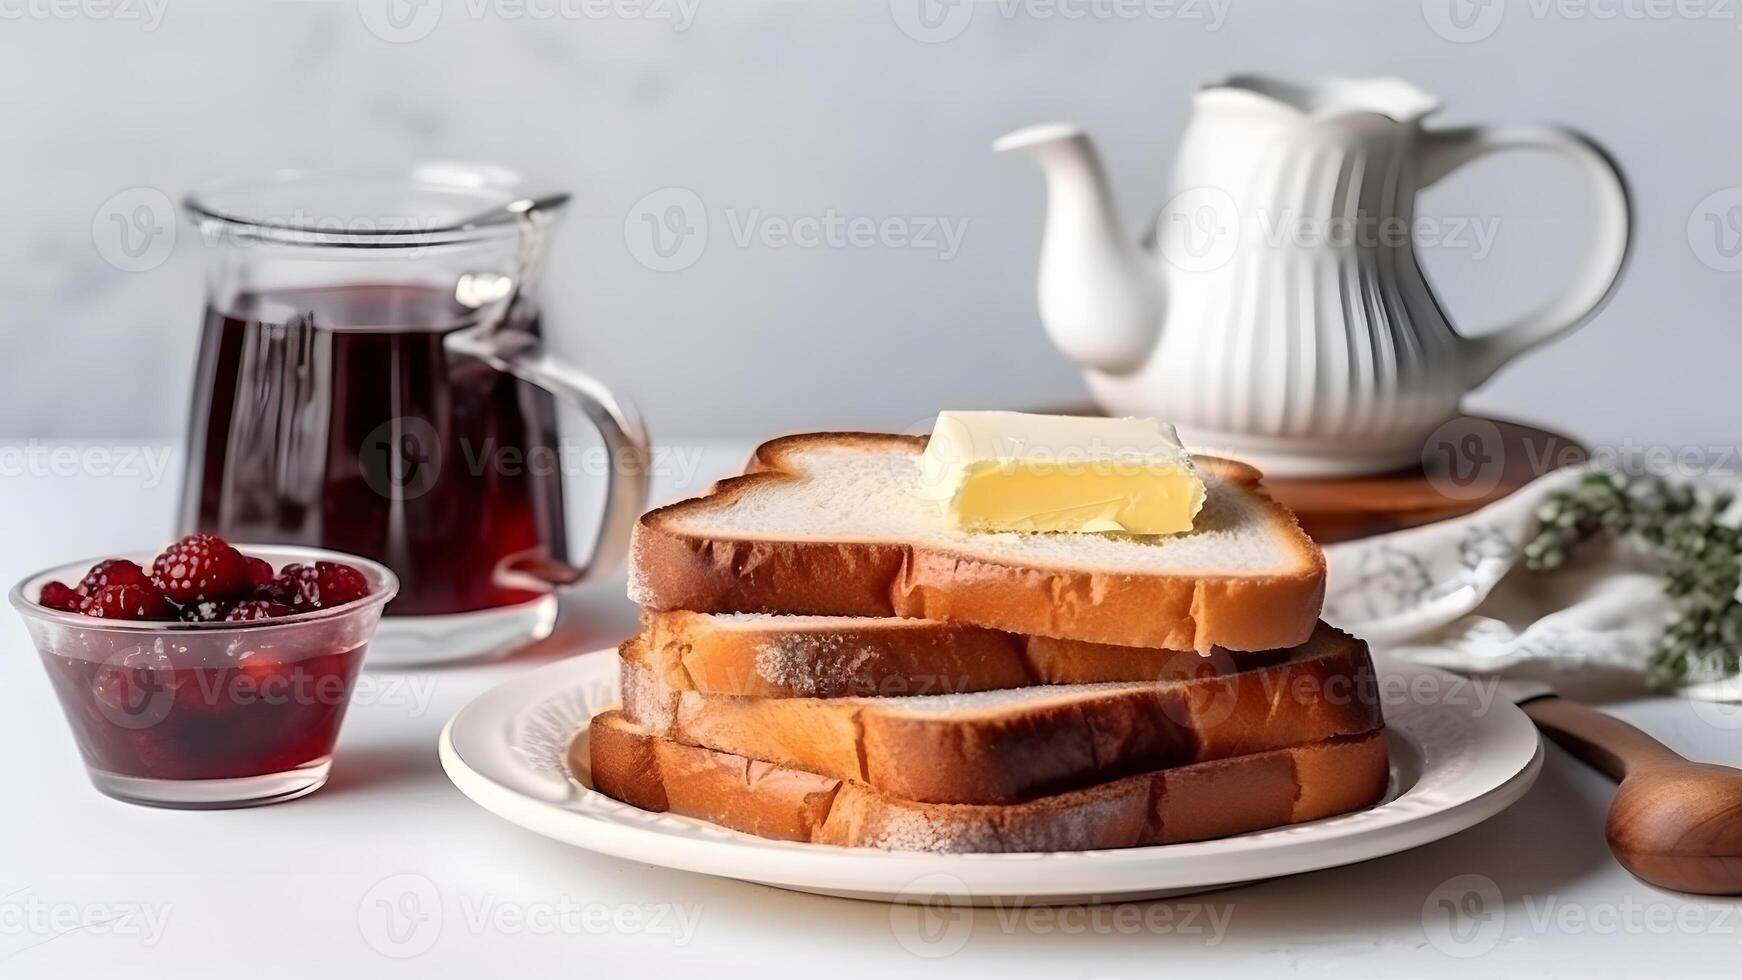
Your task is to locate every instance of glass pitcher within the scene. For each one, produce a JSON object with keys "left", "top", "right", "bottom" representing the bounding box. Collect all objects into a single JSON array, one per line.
[{"left": 178, "top": 164, "right": 648, "bottom": 665}]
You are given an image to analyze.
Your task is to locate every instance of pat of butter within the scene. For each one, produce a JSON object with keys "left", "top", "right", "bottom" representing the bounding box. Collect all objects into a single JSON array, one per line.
[{"left": 917, "top": 411, "right": 1206, "bottom": 534}]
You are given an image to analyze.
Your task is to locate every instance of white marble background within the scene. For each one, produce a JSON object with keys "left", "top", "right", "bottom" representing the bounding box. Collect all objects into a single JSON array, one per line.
[{"left": 2, "top": 0, "right": 1738, "bottom": 449}]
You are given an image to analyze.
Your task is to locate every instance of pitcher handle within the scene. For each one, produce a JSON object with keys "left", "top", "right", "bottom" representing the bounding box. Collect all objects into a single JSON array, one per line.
[
  {"left": 445, "top": 327, "right": 650, "bottom": 585},
  {"left": 1415, "top": 126, "right": 1633, "bottom": 389}
]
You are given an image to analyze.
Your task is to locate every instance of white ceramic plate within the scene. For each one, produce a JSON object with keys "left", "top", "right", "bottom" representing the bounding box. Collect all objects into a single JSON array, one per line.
[{"left": 441, "top": 649, "right": 1542, "bottom": 905}]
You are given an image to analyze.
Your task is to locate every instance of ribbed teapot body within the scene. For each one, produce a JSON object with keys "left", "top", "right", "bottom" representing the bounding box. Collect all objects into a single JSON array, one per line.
[{"left": 1095, "top": 84, "right": 1468, "bottom": 475}]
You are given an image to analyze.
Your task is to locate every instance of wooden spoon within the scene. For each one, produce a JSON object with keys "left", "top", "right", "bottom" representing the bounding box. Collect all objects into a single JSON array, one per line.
[{"left": 1520, "top": 693, "right": 1742, "bottom": 895}]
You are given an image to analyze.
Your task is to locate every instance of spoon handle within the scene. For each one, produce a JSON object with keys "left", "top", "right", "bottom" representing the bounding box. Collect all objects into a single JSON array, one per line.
[{"left": 1521, "top": 695, "right": 1686, "bottom": 782}]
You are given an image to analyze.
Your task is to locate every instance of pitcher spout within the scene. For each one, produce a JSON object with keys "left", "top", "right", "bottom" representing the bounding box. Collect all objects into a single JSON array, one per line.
[{"left": 995, "top": 123, "right": 1162, "bottom": 375}]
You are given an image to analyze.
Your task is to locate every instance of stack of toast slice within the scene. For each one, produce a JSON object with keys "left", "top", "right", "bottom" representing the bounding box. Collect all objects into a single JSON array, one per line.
[{"left": 579, "top": 433, "right": 1388, "bottom": 854}]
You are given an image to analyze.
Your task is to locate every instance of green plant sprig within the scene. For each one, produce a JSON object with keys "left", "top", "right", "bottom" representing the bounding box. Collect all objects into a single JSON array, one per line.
[{"left": 1524, "top": 471, "right": 1742, "bottom": 691}]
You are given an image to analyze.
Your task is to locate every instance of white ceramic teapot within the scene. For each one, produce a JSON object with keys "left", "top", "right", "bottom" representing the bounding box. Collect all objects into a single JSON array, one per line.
[{"left": 997, "top": 75, "right": 1632, "bottom": 477}]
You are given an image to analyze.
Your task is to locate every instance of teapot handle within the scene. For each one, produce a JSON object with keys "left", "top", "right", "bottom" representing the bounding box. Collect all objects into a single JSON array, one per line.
[
  {"left": 1415, "top": 126, "right": 1633, "bottom": 389},
  {"left": 445, "top": 326, "right": 651, "bottom": 586}
]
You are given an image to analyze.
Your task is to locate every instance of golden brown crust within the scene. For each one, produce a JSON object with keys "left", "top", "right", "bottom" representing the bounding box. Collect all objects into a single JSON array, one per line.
[
  {"left": 632, "top": 609, "right": 1283, "bottom": 699},
  {"left": 629, "top": 433, "right": 1325, "bottom": 652},
  {"left": 582, "top": 710, "right": 1390, "bottom": 853},
  {"left": 586, "top": 706, "right": 669, "bottom": 813},
  {"left": 621, "top": 622, "right": 1382, "bottom": 805}
]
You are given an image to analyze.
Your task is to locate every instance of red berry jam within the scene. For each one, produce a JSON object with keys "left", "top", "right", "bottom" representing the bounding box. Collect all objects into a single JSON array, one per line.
[
  {"left": 41, "top": 640, "right": 367, "bottom": 781},
  {"left": 25, "top": 538, "right": 383, "bottom": 785}
]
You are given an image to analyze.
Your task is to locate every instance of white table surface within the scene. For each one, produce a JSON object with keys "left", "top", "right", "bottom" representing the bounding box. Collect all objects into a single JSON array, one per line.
[{"left": 1, "top": 441, "right": 1738, "bottom": 980}]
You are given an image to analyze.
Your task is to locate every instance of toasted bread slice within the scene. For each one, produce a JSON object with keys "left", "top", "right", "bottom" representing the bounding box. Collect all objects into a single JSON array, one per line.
[
  {"left": 629, "top": 434, "right": 1324, "bottom": 652},
  {"left": 620, "top": 622, "right": 1380, "bottom": 805},
  {"left": 583, "top": 710, "right": 1389, "bottom": 853},
  {"left": 631, "top": 609, "right": 1285, "bottom": 699}
]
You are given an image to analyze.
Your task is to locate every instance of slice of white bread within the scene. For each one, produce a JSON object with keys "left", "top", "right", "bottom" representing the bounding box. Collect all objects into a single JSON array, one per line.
[
  {"left": 632, "top": 609, "right": 1287, "bottom": 699},
  {"left": 620, "top": 622, "right": 1380, "bottom": 805},
  {"left": 583, "top": 710, "right": 1390, "bottom": 853},
  {"left": 629, "top": 433, "right": 1325, "bottom": 652}
]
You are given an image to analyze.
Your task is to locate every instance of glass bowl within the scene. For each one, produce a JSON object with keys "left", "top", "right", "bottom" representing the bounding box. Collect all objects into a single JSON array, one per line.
[{"left": 10, "top": 544, "right": 397, "bottom": 809}]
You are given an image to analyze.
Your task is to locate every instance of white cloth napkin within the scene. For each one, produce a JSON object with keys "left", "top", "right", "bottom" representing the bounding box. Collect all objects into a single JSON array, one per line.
[{"left": 1319, "top": 463, "right": 1742, "bottom": 702}]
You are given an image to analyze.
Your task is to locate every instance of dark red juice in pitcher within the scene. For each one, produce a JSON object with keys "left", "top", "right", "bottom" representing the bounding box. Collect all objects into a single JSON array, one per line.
[{"left": 181, "top": 284, "right": 570, "bottom": 616}]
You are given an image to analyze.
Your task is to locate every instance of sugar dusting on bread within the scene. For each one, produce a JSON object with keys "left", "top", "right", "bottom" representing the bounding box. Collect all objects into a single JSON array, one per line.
[
  {"left": 849, "top": 784, "right": 1143, "bottom": 853},
  {"left": 752, "top": 631, "right": 881, "bottom": 697},
  {"left": 619, "top": 659, "right": 678, "bottom": 733}
]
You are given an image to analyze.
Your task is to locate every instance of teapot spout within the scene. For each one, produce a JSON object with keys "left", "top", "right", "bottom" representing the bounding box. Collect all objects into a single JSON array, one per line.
[{"left": 995, "top": 123, "right": 1162, "bottom": 375}]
